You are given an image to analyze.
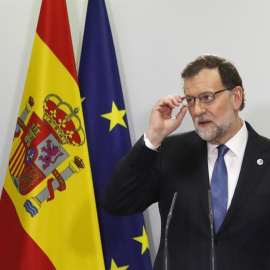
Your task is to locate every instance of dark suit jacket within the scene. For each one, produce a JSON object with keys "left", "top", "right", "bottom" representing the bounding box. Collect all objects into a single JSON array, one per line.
[{"left": 102, "top": 122, "right": 270, "bottom": 270}]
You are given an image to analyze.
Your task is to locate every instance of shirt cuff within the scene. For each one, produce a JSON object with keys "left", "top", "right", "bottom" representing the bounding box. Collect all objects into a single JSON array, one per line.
[{"left": 143, "top": 133, "right": 160, "bottom": 152}]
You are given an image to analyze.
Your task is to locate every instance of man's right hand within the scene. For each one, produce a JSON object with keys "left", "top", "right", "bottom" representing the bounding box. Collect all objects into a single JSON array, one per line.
[{"left": 145, "top": 95, "right": 188, "bottom": 146}]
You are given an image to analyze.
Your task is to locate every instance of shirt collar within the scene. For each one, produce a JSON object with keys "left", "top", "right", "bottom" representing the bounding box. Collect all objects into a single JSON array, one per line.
[{"left": 207, "top": 118, "right": 248, "bottom": 157}]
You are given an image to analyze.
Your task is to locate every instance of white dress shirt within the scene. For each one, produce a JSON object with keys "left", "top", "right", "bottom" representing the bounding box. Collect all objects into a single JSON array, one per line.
[
  {"left": 144, "top": 133, "right": 160, "bottom": 150},
  {"left": 207, "top": 118, "right": 248, "bottom": 209}
]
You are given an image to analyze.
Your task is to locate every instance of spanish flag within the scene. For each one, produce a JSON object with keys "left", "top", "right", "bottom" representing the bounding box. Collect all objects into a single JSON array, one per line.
[{"left": 0, "top": 0, "right": 105, "bottom": 269}]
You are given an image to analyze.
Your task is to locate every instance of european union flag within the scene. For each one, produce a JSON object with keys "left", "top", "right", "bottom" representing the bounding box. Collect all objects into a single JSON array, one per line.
[{"left": 78, "top": 0, "right": 152, "bottom": 269}]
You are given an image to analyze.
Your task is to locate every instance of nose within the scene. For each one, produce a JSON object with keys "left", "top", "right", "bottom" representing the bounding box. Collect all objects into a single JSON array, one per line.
[{"left": 192, "top": 98, "right": 207, "bottom": 117}]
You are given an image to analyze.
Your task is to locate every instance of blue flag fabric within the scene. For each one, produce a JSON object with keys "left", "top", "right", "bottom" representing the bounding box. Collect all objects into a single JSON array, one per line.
[{"left": 78, "top": 0, "right": 152, "bottom": 269}]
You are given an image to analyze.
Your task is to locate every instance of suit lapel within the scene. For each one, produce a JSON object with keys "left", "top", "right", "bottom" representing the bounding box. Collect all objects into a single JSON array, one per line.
[
  {"left": 219, "top": 122, "right": 270, "bottom": 232},
  {"left": 189, "top": 136, "right": 210, "bottom": 218}
]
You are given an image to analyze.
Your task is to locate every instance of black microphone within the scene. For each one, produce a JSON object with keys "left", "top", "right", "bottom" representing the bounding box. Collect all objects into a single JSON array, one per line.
[
  {"left": 208, "top": 190, "right": 216, "bottom": 270},
  {"left": 163, "top": 192, "right": 178, "bottom": 270}
]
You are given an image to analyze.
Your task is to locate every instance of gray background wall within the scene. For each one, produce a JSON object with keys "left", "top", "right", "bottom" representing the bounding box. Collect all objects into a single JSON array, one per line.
[{"left": 1, "top": 0, "right": 270, "bottom": 263}]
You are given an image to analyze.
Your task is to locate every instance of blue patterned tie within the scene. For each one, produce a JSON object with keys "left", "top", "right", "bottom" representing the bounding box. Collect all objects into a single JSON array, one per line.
[{"left": 211, "top": 144, "right": 229, "bottom": 233}]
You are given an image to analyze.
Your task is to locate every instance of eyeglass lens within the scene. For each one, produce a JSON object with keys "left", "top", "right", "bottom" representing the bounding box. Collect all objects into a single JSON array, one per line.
[{"left": 182, "top": 88, "right": 231, "bottom": 107}]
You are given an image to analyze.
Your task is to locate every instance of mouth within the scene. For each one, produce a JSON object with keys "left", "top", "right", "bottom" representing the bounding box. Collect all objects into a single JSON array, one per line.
[{"left": 197, "top": 120, "right": 212, "bottom": 127}]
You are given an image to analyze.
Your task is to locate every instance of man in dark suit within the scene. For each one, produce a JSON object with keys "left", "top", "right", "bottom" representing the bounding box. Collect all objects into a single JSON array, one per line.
[{"left": 102, "top": 55, "right": 270, "bottom": 270}]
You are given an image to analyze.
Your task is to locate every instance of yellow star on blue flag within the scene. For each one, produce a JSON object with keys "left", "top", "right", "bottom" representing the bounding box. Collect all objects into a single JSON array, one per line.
[
  {"left": 110, "top": 258, "right": 129, "bottom": 270},
  {"left": 133, "top": 226, "right": 150, "bottom": 255},
  {"left": 101, "top": 101, "right": 127, "bottom": 131}
]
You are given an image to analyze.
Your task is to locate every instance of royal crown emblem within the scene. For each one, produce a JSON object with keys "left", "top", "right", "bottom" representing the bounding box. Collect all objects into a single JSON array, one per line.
[
  {"left": 9, "top": 94, "right": 86, "bottom": 217},
  {"left": 43, "top": 94, "right": 85, "bottom": 146}
]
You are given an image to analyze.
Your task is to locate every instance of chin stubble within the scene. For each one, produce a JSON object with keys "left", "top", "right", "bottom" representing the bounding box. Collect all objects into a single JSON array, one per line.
[{"left": 194, "top": 112, "right": 235, "bottom": 142}]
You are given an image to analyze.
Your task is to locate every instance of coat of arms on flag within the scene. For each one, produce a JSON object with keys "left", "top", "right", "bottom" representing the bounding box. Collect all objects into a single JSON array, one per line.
[{"left": 9, "top": 94, "right": 86, "bottom": 217}]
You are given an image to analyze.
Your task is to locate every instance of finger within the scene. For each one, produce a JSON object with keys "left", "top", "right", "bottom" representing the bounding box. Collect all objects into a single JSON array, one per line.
[
  {"left": 158, "top": 95, "right": 182, "bottom": 108},
  {"left": 175, "top": 106, "right": 188, "bottom": 123},
  {"left": 157, "top": 97, "right": 175, "bottom": 109},
  {"left": 167, "top": 95, "right": 183, "bottom": 106}
]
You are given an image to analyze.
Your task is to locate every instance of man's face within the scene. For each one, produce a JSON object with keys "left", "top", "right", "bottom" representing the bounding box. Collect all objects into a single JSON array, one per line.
[{"left": 184, "top": 68, "right": 240, "bottom": 144}]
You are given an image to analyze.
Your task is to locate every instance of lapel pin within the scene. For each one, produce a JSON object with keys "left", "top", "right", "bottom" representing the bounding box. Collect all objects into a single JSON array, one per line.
[{"left": 257, "top": 159, "right": 264, "bottom": 165}]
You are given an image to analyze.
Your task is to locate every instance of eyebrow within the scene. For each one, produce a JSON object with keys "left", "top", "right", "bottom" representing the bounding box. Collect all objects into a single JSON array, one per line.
[{"left": 185, "top": 90, "right": 213, "bottom": 96}]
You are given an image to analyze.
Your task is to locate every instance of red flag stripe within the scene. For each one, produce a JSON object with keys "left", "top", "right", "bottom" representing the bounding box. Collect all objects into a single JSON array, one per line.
[
  {"left": 36, "top": 0, "right": 78, "bottom": 84},
  {"left": 0, "top": 189, "right": 56, "bottom": 270}
]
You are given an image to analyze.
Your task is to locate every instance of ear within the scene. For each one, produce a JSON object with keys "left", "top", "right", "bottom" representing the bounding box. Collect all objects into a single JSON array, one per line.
[{"left": 231, "top": 86, "right": 243, "bottom": 111}]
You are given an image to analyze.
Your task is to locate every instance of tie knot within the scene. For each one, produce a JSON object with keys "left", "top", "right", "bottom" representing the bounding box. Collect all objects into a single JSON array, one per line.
[{"left": 217, "top": 144, "right": 229, "bottom": 157}]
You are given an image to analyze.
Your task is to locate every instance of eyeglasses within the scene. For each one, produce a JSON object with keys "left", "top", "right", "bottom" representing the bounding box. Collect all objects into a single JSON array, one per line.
[{"left": 182, "top": 88, "right": 233, "bottom": 107}]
